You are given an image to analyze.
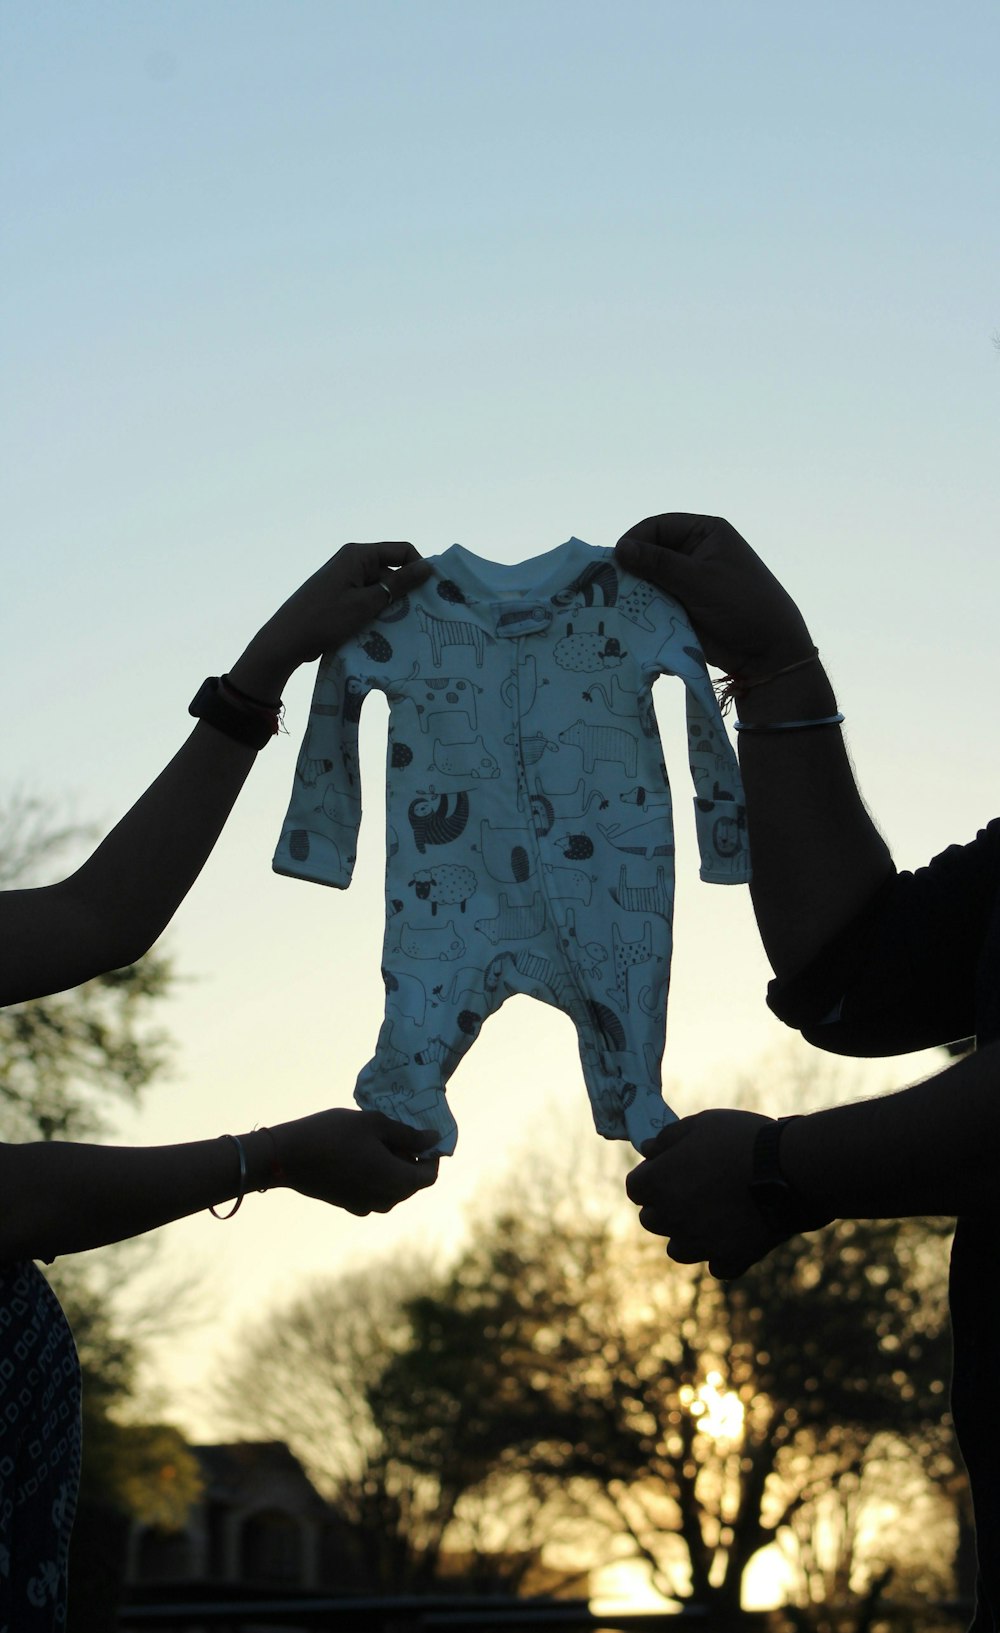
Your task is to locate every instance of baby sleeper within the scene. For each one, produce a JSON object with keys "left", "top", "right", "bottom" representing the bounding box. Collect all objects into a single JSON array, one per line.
[{"left": 274, "top": 539, "right": 750, "bottom": 1153}]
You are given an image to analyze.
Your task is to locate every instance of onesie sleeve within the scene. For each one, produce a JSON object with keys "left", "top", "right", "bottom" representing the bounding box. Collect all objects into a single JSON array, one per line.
[
  {"left": 641, "top": 587, "right": 750, "bottom": 886},
  {"left": 273, "top": 643, "right": 377, "bottom": 888}
]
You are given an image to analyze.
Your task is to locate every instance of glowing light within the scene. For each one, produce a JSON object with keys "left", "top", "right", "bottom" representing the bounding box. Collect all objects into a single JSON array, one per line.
[
  {"left": 590, "top": 1544, "right": 794, "bottom": 1614},
  {"left": 742, "top": 1542, "right": 796, "bottom": 1611},
  {"left": 589, "top": 1559, "right": 675, "bottom": 1613},
  {"left": 682, "top": 1370, "right": 745, "bottom": 1442}
]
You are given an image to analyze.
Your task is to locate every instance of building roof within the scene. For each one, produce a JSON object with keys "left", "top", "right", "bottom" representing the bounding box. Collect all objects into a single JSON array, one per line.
[{"left": 193, "top": 1442, "right": 329, "bottom": 1516}]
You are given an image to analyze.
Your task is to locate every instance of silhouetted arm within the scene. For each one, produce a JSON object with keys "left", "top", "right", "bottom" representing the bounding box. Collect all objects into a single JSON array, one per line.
[
  {"left": 616, "top": 514, "right": 892, "bottom": 979},
  {"left": 727, "top": 655, "right": 893, "bottom": 979},
  {"left": 617, "top": 514, "right": 1000, "bottom": 1277},
  {"left": 0, "top": 1109, "right": 440, "bottom": 1263},
  {"left": 780, "top": 1041, "right": 1000, "bottom": 1218},
  {"left": 0, "top": 542, "right": 430, "bottom": 1006},
  {"left": 627, "top": 1039, "right": 1000, "bottom": 1279}
]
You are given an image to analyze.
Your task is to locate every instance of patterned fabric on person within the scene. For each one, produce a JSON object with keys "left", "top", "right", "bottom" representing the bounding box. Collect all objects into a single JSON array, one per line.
[
  {"left": 274, "top": 537, "right": 750, "bottom": 1155},
  {"left": 0, "top": 1261, "right": 82, "bottom": 1632}
]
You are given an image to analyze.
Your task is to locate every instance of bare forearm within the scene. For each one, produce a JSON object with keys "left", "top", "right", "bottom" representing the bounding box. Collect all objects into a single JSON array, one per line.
[
  {"left": 0, "top": 1127, "right": 276, "bottom": 1263},
  {"left": 0, "top": 1106, "right": 442, "bottom": 1259},
  {"left": 2, "top": 542, "right": 433, "bottom": 1007},
  {"left": 612, "top": 518, "right": 893, "bottom": 982},
  {"left": 64, "top": 625, "right": 296, "bottom": 972},
  {"left": 0, "top": 723, "right": 260, "bottom": 1005},
  {"left": 65, "top": 723, "right": 258, "bottom": 967},
  {"left": 738, "top": 661, "right": 893, "bottom": 980},
  {"left": 781, "top": 1042, "right": 1000, "bottom": 1218}
]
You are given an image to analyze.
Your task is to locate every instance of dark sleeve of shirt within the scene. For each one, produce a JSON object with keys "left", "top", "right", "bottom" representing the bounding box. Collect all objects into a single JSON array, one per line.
[{"left": 766, "top": 819, "right": 1000, "bottom": 1057}]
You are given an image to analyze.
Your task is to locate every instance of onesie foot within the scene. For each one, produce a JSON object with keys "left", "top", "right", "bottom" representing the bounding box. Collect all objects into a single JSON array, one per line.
[
  {"left": 624, "top": 1085, "right": 677, "bottom": 1153},
  {"left": 354, "top": 1080, "right": 458, "bottom": 1157}
]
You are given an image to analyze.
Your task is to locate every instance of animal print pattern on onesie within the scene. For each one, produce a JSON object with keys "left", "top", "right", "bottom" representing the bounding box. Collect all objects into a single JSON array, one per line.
[{"left": 274, "top": 538, "right": 750, "bottom": 1155}]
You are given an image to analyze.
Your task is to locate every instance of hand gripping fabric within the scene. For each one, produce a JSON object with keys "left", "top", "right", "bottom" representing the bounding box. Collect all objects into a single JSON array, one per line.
[{"left": 273, "top": 539, "right": 751, "bottom": 1154}]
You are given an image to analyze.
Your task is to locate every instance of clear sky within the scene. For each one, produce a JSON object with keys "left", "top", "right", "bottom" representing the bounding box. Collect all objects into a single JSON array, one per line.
[{"left": 2, "top": 0, "right": 998, "bottom": 1470}]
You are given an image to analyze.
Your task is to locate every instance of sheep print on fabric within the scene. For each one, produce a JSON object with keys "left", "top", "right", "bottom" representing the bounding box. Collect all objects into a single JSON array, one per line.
[{"left": 274, "top": 539, "right": 750, "bottom": 1154}]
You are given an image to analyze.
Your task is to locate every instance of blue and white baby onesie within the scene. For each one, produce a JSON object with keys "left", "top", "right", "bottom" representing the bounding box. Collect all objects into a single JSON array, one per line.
[{"left": 273, "top": 539, "right": 750, "bottom": 1153}]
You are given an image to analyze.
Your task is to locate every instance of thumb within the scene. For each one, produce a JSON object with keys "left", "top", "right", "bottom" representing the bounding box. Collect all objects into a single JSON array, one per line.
[
  {"left": 640, "top": 1117, "right": 693, "bottom": 1161},
  {"left": 384, "top": 558, "right": 433, "bottom": 602},
  {"left": 355, "top": 560, "right": 432, "bottom": 623},
  {"left": 380, "top": 1118, "right": 443, "bottom": 1156}
]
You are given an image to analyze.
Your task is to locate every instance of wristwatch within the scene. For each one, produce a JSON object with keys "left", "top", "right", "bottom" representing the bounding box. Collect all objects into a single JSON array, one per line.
[{"left": 749, "top": 1116, "right": 834, "bottom": 1239}]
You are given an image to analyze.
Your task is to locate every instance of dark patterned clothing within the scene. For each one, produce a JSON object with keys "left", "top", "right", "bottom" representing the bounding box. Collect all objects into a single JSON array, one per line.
[
  {"left": 0, "top": 1261, "right": 81, "bottom": 1630},
  {"left": 767, "top": 818, "right": 1000, "bottom": 1632}
]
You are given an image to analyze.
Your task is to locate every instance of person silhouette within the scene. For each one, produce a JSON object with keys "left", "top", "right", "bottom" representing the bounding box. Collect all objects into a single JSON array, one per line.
[
  {"left": 0, "top": 539, "right": 441, "bottom": 1629},
  {"left": 620, "top": 512, "right": 999, "bottom": 1630}
]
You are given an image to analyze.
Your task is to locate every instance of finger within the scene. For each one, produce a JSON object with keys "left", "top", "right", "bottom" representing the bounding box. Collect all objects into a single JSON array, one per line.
[
  {"left": 375, "top": 1159, "right": 439, "bottom": 1211},
  {"left": 636, "top": 1205, "right": 673, "bottom": 1237},
  {"left": 615, "top": 536, "right": 701, "bottom": 600},
  {"left": 666, "top": 1237, "right": 709, "bottom": 1265},
  {"left": 709, "top": 1256, "right": 753, "bottom": 1281},
  {"left": 388, "top": 558, "right": 434, "bottom": 597},
  {"left": 615, "top": 514, "right": 705, "bottom": 556},
  {"left": 380, "top": 1118, "right": 442, "bottom": 1151},
  {"left": 404, "top": 1157, "right": 440, "bottom": 1190},
  {"left": 626, "top": 1163, "right": 666, "bottom": 1206},
  {"left": 356, "top": 560, "right": 432, "bottom": 615},
  {"left": 371, "top": 540, "right": 421, "bottom": 568},
  {"left": 615, "top": 514, "right": 670, "bottom": 549},
  {"left": 639, "top": 1119, "right": 690, "bottom": 1160},
  {"left": 343, "top": 542, "right": 413, "bottom": 588},
  {"left": 624, "top": 1165, "right": 653, "bottom": 1205},
  {"left": 626, "top": 1148, "right": 683, "bottom": 1204}
]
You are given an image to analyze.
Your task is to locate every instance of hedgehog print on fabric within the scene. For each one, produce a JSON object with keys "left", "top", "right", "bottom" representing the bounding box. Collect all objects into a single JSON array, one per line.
[{"left": 273, "top": 538, "right": 750, "bottom": 1155}]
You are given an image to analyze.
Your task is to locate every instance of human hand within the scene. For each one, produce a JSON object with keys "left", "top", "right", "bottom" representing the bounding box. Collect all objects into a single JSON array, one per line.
[
  {"left": 231, "top": 541, "right": 432, "bottom": 702},
  {"left": 272, "top": 1108, "right": 441, "bottom": 1216},
  {"left": 614, "top": 514, "right": 812, "bottom": 678},
  {"left": 625, "top": 1108, "right": 784, "bottom": 1279}
]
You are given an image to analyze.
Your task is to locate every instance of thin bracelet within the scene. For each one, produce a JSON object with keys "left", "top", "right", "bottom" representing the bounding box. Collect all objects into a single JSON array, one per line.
[
  {"left": 716, "top": 648, "right": 820, "bottom": 714},
  {"left": 209, "top": 1133, "right": 248, "bottom": 1220},
  {"left": 254, "top": 1125, "right": 288, "bottom": 1191},
  {"left": 734, "top": 713, "right": 845, "bottom": 733}
]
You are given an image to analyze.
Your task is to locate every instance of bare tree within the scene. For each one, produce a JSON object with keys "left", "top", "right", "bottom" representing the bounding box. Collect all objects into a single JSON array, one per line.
[
  {"left": 0, "top": 791, "right": 174, "bottom": 1141},
  {"left": 0, "top": 792, "right": 202, "bottom": 1536},
  {"left": 783, "top": 1434, "right": 954, "bottom": 1629},
  {"left": 214, "top": 1257, "right": 470, "bottom": 1590},
  {"left": 416, "top": 1166, "right": 957, "bottom": 1620},
  {"left": 213, "top": 1108, "right": 961, "bottom": 1616}
]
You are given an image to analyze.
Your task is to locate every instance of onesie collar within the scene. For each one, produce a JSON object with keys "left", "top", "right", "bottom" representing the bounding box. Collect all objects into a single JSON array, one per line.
[{"left": 430, "top": 537, "right": 603, "bottom": 606}]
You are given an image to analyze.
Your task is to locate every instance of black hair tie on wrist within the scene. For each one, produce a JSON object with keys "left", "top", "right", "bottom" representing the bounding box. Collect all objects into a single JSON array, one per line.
[{"left": 189, "top": 677, "right": 281, "bottom": 749}]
